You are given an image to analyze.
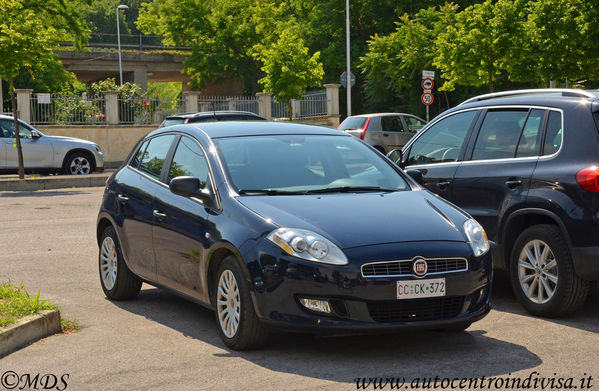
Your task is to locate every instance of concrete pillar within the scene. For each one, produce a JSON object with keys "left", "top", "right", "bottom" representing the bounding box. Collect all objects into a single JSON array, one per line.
[
  {"left": 15, "top": 89, "right": 32, "bottom": 123},
  {"left": 133, "top": 68, "right": 148, "bottom": 92},
  {"left": 183, "top": 91, "right": 200, "bottom": 113},
  {"left": 228, "top": 98, "right": 236, "bottom": 111},
  {"left": 104, "top": 91, "right": 119, "bottom": 125},
  {"left": 291, "top": 99, "right": 301, "bottom": 119},
  {"left": 324, "top": 84, "right": 341, "bottom": 127},
  {"left": 256, "top": 92, "right": 273, "bottom": 120}
]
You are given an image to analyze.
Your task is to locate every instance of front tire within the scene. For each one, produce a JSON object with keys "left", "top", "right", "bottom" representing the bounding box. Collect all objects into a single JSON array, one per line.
[
  {"left": 214, "top": 256, "right": 269, "bottom": 350},
  {"left": 99, "top": 226, "right": 142, "bottom": 300},
  {"left": 64, "top": 152, "right": 93, "bottom": 175},
  {"left": 509, "top": 224, "right": 588, "bottom": 317}
]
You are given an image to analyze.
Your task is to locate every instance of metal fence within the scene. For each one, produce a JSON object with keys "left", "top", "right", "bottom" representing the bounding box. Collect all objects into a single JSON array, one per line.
[
  {"left": 119, "top": 96, "right": 184, "bottom": 125},
  {"left": 31, "top": 94, "right": 106, "bottom": 125},
  {"left": 197, "top": 96, "right": 260, "bottom": 114},
  {"left": 271, "top": 90, "right": 326, "bottom": 119}
]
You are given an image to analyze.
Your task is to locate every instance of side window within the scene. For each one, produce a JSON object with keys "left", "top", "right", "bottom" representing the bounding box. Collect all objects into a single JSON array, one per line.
[
  {"left": 0, "top": 119, "right": 12, "bottom": 138},
  {"left": 168, "top": 136, "right": 209, "bottom": 186},
  {"left": 406, "top": 111, "right": 477, "bottom": 166},
  {"left": 516, "top": 109, "right": 545, "bottom": 158},
  {"left": 130, "top": 140, "right": 149, "bottom": 169},
  {"left": 17, "top": 121, "right": 33, "bottom": 139},
  {"left": 543, "top": 111, "right": 562, "bottom": 155},
  {"left": 404, "top": 117, "right": 426, "bottom": 133},
  {"left": 471, "top": 110, "right": 528, "bottom": 160},
  {"left": 381, "top": 116, "right": 404, "bottom": 132},
  {"left": 139, "top": 135, "right": 175, "bottom": 180}
]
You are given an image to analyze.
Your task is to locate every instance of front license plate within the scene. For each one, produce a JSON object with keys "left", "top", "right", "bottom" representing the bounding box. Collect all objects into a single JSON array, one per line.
[{"left": 396, "top": 278, "right": 446, "bottom": 299}]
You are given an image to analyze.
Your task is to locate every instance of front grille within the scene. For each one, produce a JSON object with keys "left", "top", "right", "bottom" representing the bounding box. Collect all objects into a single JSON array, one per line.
[
  {"left": 361, "top": 258, "right": 468, "bottom": 278},
  {"left": 367, "top": 296, "right": 464, "bottom": 322}
]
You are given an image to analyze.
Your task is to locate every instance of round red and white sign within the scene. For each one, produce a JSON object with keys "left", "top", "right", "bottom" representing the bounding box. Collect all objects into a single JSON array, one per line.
[
  {"left": 422, "top": 78, "right": 434, "bottom": 90},
  {"left": 421, "top": 92, "right": 434, "bottom": 106}
]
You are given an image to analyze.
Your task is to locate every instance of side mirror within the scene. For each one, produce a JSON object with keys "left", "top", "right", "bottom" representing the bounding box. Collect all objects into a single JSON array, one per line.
[
  {"left": 169, "top": 176, "right": 212, "bottom": 204},
  {"left": 31, "top": 130, "right": 42, "bottom": 139},
  {"left": 406, "top": 169, "right": 424, "bottom": 185},
  {"left": 387, "top": 149, "right": 403, "bottom": 166}
]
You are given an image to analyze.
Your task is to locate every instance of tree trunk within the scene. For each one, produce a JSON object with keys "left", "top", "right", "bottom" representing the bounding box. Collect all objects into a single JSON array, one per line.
[
  {"left": 287, "top": 100, "right": 293, "bottom": 121},
  {"left": 9, "top": 79, "right": 25, "bottom": 179}
]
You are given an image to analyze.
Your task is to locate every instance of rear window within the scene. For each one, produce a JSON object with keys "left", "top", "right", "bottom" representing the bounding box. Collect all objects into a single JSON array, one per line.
[
  {"left": 162, "top": 119, "right": 186, "bottom": 127},
  {"left": 339, "top": 117, "right": 367, "bottom": 130},
  {"left": 543, "top": 111, "right": 562, "bottom": 155}
]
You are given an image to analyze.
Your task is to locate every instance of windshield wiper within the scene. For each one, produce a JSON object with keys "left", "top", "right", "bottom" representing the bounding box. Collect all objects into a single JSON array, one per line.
[
  {"left": 237, "top": 189, "right": 305, "bottom": 195},
  {"left": 304, "top": 186, "right": 398, "bottom": 194}
]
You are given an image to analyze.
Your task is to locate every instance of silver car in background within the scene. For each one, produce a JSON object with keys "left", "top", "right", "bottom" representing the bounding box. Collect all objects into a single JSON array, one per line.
[
  {"left": 0, "top": 115, "right": 104, "bottom": 175},
  {"left": 338, "top": 113, "right": 426, "bottom": 154}
]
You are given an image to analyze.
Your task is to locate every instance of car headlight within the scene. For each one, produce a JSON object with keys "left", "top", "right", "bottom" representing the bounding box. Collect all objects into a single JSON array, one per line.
[
  {"left": 463, "top": 219, "right": 489, "bottom": 257},
  {"left": 266, "top": 228, "right": 348, "bottom": 265},
  {"left": 94, "top": 144, "right": 101, "bottom": 152}
]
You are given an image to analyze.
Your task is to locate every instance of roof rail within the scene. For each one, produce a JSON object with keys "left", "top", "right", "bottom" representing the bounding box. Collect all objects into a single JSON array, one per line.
[{"left": 459, "top": 89, "right": 597, "bottom": 106}]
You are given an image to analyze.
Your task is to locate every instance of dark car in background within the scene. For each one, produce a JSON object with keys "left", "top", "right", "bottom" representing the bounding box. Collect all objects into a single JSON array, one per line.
[
  {"left": 159, "top": 111, "right": 266, "bottom": 128},
  {"left": 339, "top": 113, "right": 427, "bottom": 154},
  {"left": 390, "top": 89, "right": 599, "bottom": 317},
  {"left": 97, "top": 122, "right": 492, "bottom": 350}
]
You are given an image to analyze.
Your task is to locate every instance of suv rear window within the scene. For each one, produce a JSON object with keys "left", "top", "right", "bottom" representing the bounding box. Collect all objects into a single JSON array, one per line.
[
  {"left": 543, "top": 111, "right": 562, "bottom": 155},
  {"left": 472, "top": 110, "right": 528, "bottom": 160},
  {"left": 339, "top": 117, "right": 367, "bottom": 130}
]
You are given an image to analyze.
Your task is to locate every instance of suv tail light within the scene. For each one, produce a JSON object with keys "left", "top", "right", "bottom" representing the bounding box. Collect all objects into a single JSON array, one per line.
[
  {"left": 576, "top": 166, "right": 599, "bottom": 192},
  {"left": 360, "top": 117, "right": 372, "bottom": 140},
  {"left": 184, "top": 118, "right": 190, "bottom": 124}
]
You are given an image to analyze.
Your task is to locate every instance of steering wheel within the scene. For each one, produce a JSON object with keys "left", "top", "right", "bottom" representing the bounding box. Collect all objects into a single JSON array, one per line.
[{"left": 441, "top": 147, "right": 457, "bottom": 162}]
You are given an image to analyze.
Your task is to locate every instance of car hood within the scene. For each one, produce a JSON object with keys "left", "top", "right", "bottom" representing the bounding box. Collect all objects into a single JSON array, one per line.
[
  {"left": 237, "top": 190, "right": 469, "bottom": 249},
  {"left": 45, "top": 135, "right": 95, "bottom": 146}
]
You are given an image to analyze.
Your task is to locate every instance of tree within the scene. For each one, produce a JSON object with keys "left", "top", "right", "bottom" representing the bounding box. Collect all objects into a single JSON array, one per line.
[
  {"left": 253, "top": 29, "right": 324, "bottom": 120},
  {"left": 0, "top": 0, "right": 88, "bottom": 178}
]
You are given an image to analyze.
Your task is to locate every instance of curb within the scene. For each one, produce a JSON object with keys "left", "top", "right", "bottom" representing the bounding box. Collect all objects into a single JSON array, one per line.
[
  {"left": 0, "top": 173, "right": 111, "bottom": 192},
  {"left": 0, "top": 310, "right": 62, "bottom": 358}
]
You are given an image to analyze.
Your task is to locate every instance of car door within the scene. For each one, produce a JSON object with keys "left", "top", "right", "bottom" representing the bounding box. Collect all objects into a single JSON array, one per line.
[
  {"left": 451, "top": 108, "right": 544, "bottom": 241},
  {"left": 152, "top": 135, "right": 215, "bottom": 300},
  {"left": 380, "top": 115, "right": 407, "bottom": 150},
  {"left": 402, "top": 110, "right": 480, "bottom": 200},
  {"left": 0, "top": 119, "right": 54, "bottom": 168},
  {"left": 116, "top": 134, "right": 177, "bottom": 282}
]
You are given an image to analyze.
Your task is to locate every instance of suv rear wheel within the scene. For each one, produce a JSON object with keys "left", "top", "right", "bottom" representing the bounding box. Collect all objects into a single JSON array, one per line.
[{"left": 509, "top": 224, "right": 588, "bottom": 317}]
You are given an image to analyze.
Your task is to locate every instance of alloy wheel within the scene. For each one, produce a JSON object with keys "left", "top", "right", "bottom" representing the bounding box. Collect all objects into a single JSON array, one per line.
[
  {"left": 100, "top": 236, "right": 118, "bottom": 290},
  {"left": 216, "top": 270, "right": 240, "bottom": 338},
  {"left": 518, "top": 239, "right": 558, "bottom": 304},
  {"left": 70, "top": 156, "right": 91, "bottom": 174}
]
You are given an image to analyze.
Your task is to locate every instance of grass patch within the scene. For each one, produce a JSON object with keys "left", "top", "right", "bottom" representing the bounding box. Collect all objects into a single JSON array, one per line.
[{"left": 0, "top": 283, "right": 79, "bottom": 333}]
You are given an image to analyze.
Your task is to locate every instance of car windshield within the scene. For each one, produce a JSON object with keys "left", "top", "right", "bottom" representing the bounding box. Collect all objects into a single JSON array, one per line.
[
  {"left": 338, "top": 117, "right": 367, "bottom": 130},
  {"left": 213, "top": 134, "right": 409, "bottom": 194}
]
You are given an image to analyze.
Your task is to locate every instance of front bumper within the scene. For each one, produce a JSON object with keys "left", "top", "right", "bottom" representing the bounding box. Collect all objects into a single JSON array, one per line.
[
  {"left": 245, "top": 240, "right": 493, "bottom": 333},
  {"left": 93, "top": 150, "right": 105, "bottom": 172}
]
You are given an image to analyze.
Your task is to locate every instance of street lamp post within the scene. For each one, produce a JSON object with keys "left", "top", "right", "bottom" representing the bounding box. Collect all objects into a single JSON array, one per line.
[
  {"left": 346, "top": 0, "right": 351, "bottom": 116},
  {"left": 116, "top": 4, "right": 129, "bottom": 86}
]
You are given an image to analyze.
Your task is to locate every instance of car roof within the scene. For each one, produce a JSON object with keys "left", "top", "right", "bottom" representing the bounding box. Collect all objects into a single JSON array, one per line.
[
  {"left": 151, "top": 121, "right": 346, "bottom": 139},
  {"left": 347, "top": 113, "right": 417, "bottom": 118},
  {"left": 166, "top": 111, "right": 263, "bottom": 119},
  {"left": 456, "top": 89, "right": 599, "bottom": 110}
]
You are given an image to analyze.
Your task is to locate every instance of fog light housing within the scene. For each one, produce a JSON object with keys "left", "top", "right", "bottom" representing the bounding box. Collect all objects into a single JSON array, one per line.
[{"left": 299, "top": 298, "right": 331, "bottom": 314}]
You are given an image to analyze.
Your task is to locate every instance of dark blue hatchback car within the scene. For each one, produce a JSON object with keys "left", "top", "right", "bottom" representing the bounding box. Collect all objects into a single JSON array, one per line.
[{"left": 97, "top": 122, "right": 492, "bottom": 349}]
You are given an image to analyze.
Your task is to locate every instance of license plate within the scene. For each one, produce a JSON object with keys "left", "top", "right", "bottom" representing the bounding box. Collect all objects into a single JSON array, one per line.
[{"left": 396, "top": 278, "right": 445, "bottom": 299}]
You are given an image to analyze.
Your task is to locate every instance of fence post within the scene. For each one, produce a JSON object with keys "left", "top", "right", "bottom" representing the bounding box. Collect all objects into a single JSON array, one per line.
[
  {"left": 15, "top": 89, "right": 32, "bottom": 122},
  {"left": 104, "top": 91, "right": 119, "bottom": 125},
  {"left": 291, "top": 99, "right": 301, "bottom": 119},
  {"left": 256, "top": 92, "right": 273, "bottom": 120},
  {"left": 183, "top": 92, "right": 200, "bottom": 113},
  {"left": 324, "top": 84, "right": 341, "bottom": 127}
]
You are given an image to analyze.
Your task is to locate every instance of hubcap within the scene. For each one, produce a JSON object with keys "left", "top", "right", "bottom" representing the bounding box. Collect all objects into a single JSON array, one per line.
[
  {"left": 100, "top": 237, "right": 118, "bottom": 290},
  {"left": 216, "top": 270, "right": 240, "bottom": 338},
  {"left": 70, "top": 157, "right": 91, "bottom": 175},
  {"left": 518, "top": 239, "right": 558, "bottom": 304}
]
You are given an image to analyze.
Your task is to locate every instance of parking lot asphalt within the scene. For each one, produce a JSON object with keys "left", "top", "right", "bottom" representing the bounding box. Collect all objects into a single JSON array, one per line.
[{"left": 0, "top": 187, "right": 597, "bottom": 391}]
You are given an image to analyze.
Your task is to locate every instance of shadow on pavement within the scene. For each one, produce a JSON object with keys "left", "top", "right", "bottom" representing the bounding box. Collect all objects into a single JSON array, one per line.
[
  {"left": 112, "top": 286, "right": 542, "bottom": 384},
  {"left": 490, "top": 271, "right": 599, "bottom": 334},
  {"left": 0, "top": 190, "right": 92, "bottom": 198}
]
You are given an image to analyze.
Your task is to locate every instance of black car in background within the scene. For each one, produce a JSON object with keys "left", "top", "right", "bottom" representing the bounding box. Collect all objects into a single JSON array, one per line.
[
  {"left": 390, "top": 89, "right": 599, "bottom": 317},
  {"left": 97, "top": 122, "right": 492, "bottom": 350},
  {"left": 159, "top": 111, "right": 266, "bottom": 127}
]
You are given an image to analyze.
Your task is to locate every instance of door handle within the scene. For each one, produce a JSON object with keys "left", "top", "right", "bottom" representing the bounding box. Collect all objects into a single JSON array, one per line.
[
  {"left": 117, "top": 194, "right": 129, "bottom": 203},
  {"left": 505, "top": 179, "right": 522, "bottom": 189},
  {"left": 153, "top": 210, "right": 167, "bottom": 219},
  {"left": 436, "top": 180, "right": 451, "bottom": 190}
]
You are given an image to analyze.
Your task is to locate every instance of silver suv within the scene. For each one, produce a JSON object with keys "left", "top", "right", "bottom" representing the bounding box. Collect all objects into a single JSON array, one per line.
[
  {"left": 0, "top": 115, "right": 104, "bottom": 175},
  {"left": 338, "top": 113, "right": 426, "bottom": 154}
]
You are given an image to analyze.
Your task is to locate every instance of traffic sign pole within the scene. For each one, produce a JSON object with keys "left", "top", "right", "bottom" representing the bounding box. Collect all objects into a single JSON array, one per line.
[{"left": 346, "top": 0, "right": 351, "bottom": 116}]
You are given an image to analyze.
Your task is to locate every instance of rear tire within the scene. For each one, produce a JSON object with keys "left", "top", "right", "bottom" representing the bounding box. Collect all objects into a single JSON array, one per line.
[
  {"left": 509, "top": 224, "right": 588, "bottom": 317},
  {"left": 214, "top": 256, "right": 269, "bottom": 350},
  {"left": 99, "top": 226, "right": 142, "bottom": 300}
]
